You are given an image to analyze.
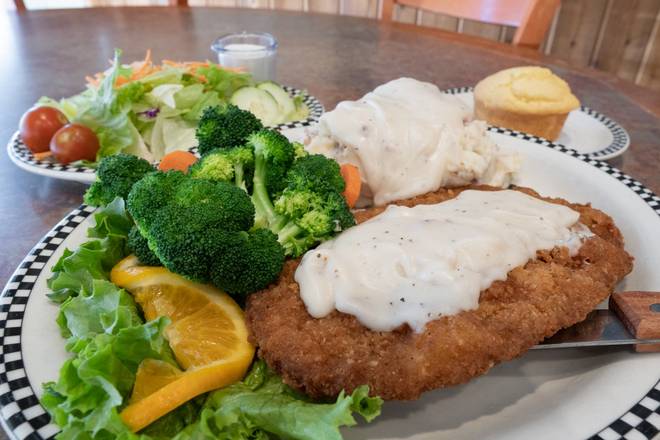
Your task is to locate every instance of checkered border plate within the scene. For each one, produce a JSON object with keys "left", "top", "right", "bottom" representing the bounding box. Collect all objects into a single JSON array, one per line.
[
  {"left": 6, "top": 87, "right": 324, "bottom": 183},
  {"left": 0, "top": 205, "right": 96, "bottom": 439},
  {"left": 0, "top": 137, "right": 659, "bottom": 439},
  {"left": 7, "top": 131, "right": 95, "bottom": 180},
  {"left": 278, "top": 86, "right": 324, "bottom": 129},
  {"left": 444, "top": 86, "right": 631, "bottom": 160}
]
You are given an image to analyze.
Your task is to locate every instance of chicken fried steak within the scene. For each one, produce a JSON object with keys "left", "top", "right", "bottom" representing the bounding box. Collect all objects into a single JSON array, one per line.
[{"left": 245, "top": 186, "right": 633, "bottom": 400}]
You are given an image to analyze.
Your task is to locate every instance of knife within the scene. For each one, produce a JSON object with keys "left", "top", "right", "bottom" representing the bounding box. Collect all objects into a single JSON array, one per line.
[{"left": 533, "top": 291, "right": 660, "bottom": 351}]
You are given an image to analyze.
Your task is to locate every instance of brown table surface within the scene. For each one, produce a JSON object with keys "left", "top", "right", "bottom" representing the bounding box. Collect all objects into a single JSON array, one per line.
[{"left": 1, "top": 6, "right": 660, "bottom": 438}]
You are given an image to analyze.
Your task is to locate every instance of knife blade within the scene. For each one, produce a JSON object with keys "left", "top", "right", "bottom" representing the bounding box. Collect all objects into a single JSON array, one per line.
[
  {"left": 532, "top": 291, "right": 660, "bottom": 350},
  {"left": 533, "top": 309, "right": 660, "bottom": 349}
]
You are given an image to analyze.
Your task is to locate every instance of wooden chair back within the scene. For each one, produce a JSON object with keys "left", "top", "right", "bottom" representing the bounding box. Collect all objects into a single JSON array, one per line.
[
  {"left": 13, "top": 0, "right": 185, "bottom": 10},
  {"left": 381, "top": 0, "right": 560, "bottom": 49},
  {"left": 13, "top": 0, "right": 26, "bottom": 11}
]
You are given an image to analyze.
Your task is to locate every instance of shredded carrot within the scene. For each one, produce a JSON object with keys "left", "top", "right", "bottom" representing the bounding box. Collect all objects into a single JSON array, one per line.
[
  {"left": 340, "top": 164, "right": 362, "bottom": 208},
  {"left": 33, "top": 151, "right": 53, "bottom": 161},
  {"left": 84, "top": 50, "right": 245, "bottom": 89}
]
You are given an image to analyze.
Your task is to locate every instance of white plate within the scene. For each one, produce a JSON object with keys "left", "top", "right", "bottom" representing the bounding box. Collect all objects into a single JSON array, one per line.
[
  {"left": 445, "top": 87, "right": 631, "bottom": 160},
  {"left": 6, "top": 86, "right": 325, "bottom": 184},
  {"left": 1, "top": 132, "right": 659, "bottom": 440}
]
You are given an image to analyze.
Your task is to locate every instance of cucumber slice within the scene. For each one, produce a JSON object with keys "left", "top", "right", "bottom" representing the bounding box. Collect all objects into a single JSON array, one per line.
[
  {"left": 288, "top": 99, "right": 310, "bottom": 122},
  {"left": 257, "top": 82, "right": 295, "bottom": 123},
  {"left": 230, "top": 87, "right": 280, "bottom": 126}
]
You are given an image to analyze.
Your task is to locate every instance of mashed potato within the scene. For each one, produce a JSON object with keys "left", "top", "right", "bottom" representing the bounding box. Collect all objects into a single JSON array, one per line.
[{"left": 307, "top": 78, "right": 520, "bottom": 206}]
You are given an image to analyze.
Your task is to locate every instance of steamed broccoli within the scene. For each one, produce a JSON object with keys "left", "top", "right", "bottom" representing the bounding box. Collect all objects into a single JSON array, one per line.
[
  {"left": 196, "top": 104, "right": 263, "bottom": 156},
  {"left": 249, "top": 129, "right": 296, "bottom": 228},
  {"left": 189, "top": 146, "right": 254, "bottom": 191},
  {"left": 210, "top": 229, "right": 284, "bottom": 296},
  {"left": 127, "top": 171, "right": 283, "bottom": 296},
  {"left": 126, "top": 171, "right": 187, "bottom": 226},
  {"left": 190, "top": 127, "right": 356, "bottom": 258},
  {"left": 293, "top": 141, "right": 308, "bottom": 159},
  {"left": 127, "top": 225, "right": 161, "bottom": 266},
  {"left": 84, "top": 154, "right": 154, "bottom": 207},
  {"left": 247, "top": 132, "right": 354, "bottom": 257},
  {"left": 283, "top": 153, "right": 345, "bottom": 194},
  {"left": 270, "top": 155, "right": 355, "bottom": 257}
]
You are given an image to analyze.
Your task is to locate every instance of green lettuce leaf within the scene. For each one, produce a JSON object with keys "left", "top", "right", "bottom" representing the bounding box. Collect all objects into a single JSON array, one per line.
[
  {"left": 87, "top": 197, "right": 134, "bottom": 240},
  {"left": 48, "top": 199, "right": 131, "bottom": 303},
  {"left": 139, "top": 397, "right": 203, "bottom": 439},
  {"left": 174, "top": 361, "right": 383, "bottom": 440},
  {"left": 57, "top": 279, "right": 142, "bottom": 350},
  {"left": 42, "top": 199, "right": 179, "bottom": 440},
  {"left": 195, "top": 64, "right": 252, "bottom": 100},
  {"left": 42, "top": 316, "right": 172, "bottom": 440}
]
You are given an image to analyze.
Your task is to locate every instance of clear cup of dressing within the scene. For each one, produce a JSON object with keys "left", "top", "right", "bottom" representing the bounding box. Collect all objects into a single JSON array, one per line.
[{"left": 211, "top": 32, "right": 278, "bottom": 82}]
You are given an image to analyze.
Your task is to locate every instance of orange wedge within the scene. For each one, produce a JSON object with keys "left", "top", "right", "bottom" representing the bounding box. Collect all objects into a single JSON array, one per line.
[
  {"left": 129, "top": 359, "right": 182, "bottom": 404},
  {"left": 111, "top": 256, "right": 255, "bottom": 432}
]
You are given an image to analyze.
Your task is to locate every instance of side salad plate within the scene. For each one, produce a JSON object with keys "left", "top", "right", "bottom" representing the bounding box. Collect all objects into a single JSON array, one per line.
[
  {"left": 445, "top": 87, "right": 631, "bottom": 159},
  {"left": 7, "top": 86, "right": 324, "bottom": 184},
  {"left": 2, "top": 128, "right": 659, "bottom": 440}
]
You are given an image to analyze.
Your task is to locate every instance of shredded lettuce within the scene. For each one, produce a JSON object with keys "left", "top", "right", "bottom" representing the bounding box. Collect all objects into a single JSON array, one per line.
[
  {"left": 196, "top": 64, "right": 251, "bottom": 100},
  {"left": 40, "top": 50, "right": 148, "bottom": 161},
  {"left": 37, "top": 51, "right": 253, "bottom": 164}
]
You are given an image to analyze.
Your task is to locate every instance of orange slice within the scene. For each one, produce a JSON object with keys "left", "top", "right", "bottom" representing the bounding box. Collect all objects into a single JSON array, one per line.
[{"left": 111, "top": 256, "right": 254, "bottom": 432}]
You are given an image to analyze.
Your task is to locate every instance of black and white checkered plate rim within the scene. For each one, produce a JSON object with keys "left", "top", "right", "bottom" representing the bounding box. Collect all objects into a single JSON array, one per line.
[
  {"left": 1, "top": 143, "right": 660, "bottom": 439},
  {"left": 7, "top": 86, "right": 324, "bottom": 179},
  {"left": 444, "top": 86, "right": 630, "bottom": 160}
]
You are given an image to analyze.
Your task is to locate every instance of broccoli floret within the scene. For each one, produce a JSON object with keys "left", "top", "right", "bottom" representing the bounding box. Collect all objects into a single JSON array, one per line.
[
  {"left": 127, "top": 226, "right": 161, "bottom": 266},
  {"left": 127, "top": 171, "right": 282, "bottom": 293},
  {"left": 292, "top": 141, "right": 308, "bottom": 159},
  {"left": 203, "top": 131, "right": 354, "bottom": 257},
  {"left": 189, "top": 146, "right": 254, "bottom": 191},
  {"left": 210, "top": 229, "right": 284, "bottom": 296},
  {"left": 269, "top": 154, "right": 355, "bottom": 257},
  {"left": 127, "top": 171, "right": 187, "bottom": 226},
  {"left": 274, "top": 189, "right": 354, "bottom": 257},
  {"left": 272, "top": 154, "right": 354, "bottom": 252},
  {"left": 196, "top": 104, "right": 263, "bottom": 156},
  {"left": 285, "top": 154, "right": 345, "bottom": 194},
  {"left": 248, "top": 129, "right": 296, "bottom": 228},
  {"left": 83, "top": 154, "right": 154, "bottom": 207},
  {"left": 147, "top": 216, "right": 222, "bottom": 282}
]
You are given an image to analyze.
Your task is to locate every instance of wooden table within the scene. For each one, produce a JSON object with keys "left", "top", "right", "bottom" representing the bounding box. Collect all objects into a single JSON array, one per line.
[{"left": 0, "top": 8, "right": 659, "bottom": 426}]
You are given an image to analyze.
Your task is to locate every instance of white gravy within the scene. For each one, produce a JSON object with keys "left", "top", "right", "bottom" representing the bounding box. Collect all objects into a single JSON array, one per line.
[
  {"left": 295, "top": 190, "right": 592, "bottom": 333},
  {"left": 307, "top": 78, "right": 520, "bottom": 206}
]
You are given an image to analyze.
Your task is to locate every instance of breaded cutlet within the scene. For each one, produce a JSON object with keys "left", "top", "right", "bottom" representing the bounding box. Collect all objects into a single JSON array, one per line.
[{"left": 246, "top": 185, "right": 634, "bottom": 400}]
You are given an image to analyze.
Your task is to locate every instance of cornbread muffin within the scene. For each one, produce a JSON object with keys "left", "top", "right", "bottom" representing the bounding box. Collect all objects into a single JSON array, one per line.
[{"left": 474, "top": 66, "right": 580, "bottom": 140}]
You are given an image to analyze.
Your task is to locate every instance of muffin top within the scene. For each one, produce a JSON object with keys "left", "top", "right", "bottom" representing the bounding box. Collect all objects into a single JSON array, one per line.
[{"left": 474, "top": 66, "right": 580, "bottom": 115}]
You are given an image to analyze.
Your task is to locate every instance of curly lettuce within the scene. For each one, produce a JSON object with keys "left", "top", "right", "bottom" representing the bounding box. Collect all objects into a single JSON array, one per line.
[
  {"left": 42, "top": 199, "right": 175, "bottom": 439},
  {"left": 174, "top": 360, "right": 382, "bottom": 440}
]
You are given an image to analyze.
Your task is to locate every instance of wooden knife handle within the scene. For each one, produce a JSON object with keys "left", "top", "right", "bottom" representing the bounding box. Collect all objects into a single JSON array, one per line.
[{"left": 609, "top": 291, "right": 660, "bottom": 353}]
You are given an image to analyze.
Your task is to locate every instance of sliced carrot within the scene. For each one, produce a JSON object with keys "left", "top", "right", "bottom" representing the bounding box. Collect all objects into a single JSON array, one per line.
[
  {"left": 158, "top": 151, "right": 198, "bottom": 172},
  {"left": 340, "top": 163, "right": 361, "bottom": 208}
]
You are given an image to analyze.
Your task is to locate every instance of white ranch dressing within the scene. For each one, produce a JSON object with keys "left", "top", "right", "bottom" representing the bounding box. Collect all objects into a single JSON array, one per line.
[
  {"left": 307, "top": 78, "right": 520, "bottom": 206},
  {"left": 295, "top": 190, "right": 592, "bottom": 333}
]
